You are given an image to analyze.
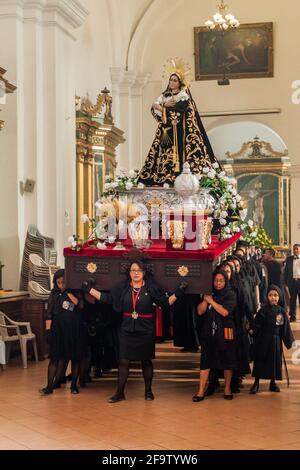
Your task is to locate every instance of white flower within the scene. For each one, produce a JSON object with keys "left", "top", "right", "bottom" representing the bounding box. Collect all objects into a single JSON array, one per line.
[
  {"left": 231, "top": 189, "right": 237, "bottom": 196},
  {"left": 234, "top": 226, "right": 241, "bottom": 233},
  {"left": 111, "top": 182, "right": 119, "bottom": 189},
  {"left": 235, "top": 194, "right": 242, "bottom": 203},
  {"left": 230, "top": 201, "right": 237, "bottom": 209},
  {"left": 194, "top": 173, "right": 202, "bottom": 180},
  {"left": 239, "top": 209, "right": 248, "bottom": 221},
  {"left": 97, "top": 242, "right": 106, "bottom": 249},
  {"left": 240, "top": 223, "right": 247, "bottom": 230},
  {"left": 203, "top": 167, "right": 209, "bottom": 174},
  {"left": 68, "top": 236, "right": 75, "bottom": 244},
  {"left": 219, "top": 171, "right": 226, "bottom": 177},
  {"left": 248, "top": 219, "right": 254, "bottom": 228},
  {"left": 220, "top": 210, "right": 228, "bottom": 218},
  {"left": 225, "top": 226, "right": 231, "bottom": 234},
  {"left": 137, "top": 182, "right": 144, "bottom": 189},
  {"left": 80, "top": 214, "right": 89, "bottom": 224},
  {"left": 105, "top": 175, "right": 111, "bottom": 182},
  {"left": 163, "top": 183, "right": 170, "bottom": 189},
  {"left": 219, "top": 218, "right": 227, "bottom": 226},
  {"left": 104, "top": 183, "right": 111, "bottom": 190},
  {"left": 95, "top": 201, "right": 102, "bottom": 210},
  {"left": 129, "top": 169, "right": 136, "bottom": 177},
  {"left": 251, "top": 231, "right": 257, "bottom": 238},
  {"left": 125, "top": 181, "right": 133, "bottom": 190},
  {"left": 207, "top": 171, "right": 215, "bottom": 179},
  {"left": 212, "top": 162, "right": 219, "bottom": 169},
  {"left": 71, "top": 241, "right": 77, "bottom": 248}
]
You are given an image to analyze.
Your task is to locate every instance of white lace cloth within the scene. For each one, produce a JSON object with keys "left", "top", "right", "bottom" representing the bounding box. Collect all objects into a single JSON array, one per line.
[{"left": 0, "top": 340, "right": 5, "bottom": 365}]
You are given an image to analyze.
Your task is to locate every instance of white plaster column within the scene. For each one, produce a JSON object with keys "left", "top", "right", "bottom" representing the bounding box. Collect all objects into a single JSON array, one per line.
[
  {"left": 0, "top": 0, "right": 89, "bottom": 287},
  {"left": 110, "top": 67, "right": 150, "bottom": 171},
  {"left": 131, "top": 73, "right": 150, "bottom": 170}
]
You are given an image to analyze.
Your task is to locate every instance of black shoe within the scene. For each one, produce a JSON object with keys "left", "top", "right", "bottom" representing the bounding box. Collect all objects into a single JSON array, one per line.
[
  {"left": 250, "top": 383, "right": 259, "bottom": 394},
  {"left": 192, "top": 395, "right": 205, "bottom": 402},
  {"left": 224, "top": 394, "right": 234, "bottom": 400},
  {"left": 108, "top": 393, "right": 125, "bottom": 403},
  {"left": 39, "top": 387, "right": 53, "bottom": 396},
  {"left": 52, "top": 383, "right": 61, "bottom": 390},
  {"left": 60, "top": 376, "right": 67, "bottom": 384},
  {"left": 145, "top": 391, "right": 155, "bottom": 401},
  {"left": 231, "top": 385, "right": 240, "bottom": 394},
  {"left": 204, "top": 384, "right": 215, "bottom": 396},
  {"left": 70, "top": 386, "right": 79, "bottom": 394},
  {"left": 269, "top": 382, "right": 280, "bottom": 392}
]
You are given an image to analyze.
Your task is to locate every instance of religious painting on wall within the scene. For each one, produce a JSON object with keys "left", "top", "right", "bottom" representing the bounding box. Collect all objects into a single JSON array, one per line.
[
  {"left": 237, "top": 174, "right": 279, "bottom": 245},
  {"left": 194, "top": 22, "right": 274, "bottom": 81},
  {"left": 224, "top": 137, "right": 290, "bottom": 251}
]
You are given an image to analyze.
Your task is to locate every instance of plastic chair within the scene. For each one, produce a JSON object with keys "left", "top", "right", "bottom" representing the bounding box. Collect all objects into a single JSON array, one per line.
[
  {"left": 0, "top": 311, "right": 38, "bottom": 368},
  {"left": 28, "top": 280, "right": 50, "bottom": 300}
]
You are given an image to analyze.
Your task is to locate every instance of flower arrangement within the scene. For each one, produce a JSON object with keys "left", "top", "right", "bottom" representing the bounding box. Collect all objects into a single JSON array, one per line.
[
  {"left": 102, "top": 169, "right": 143, "bottom": 198},
  {"left": 68, "top": 199, "right": 141, "bottom": 251},
  {"left": 198, "top": 163, "right": 247, "bottom": 239},
  {"left": 241, "top": 219, "right": 273, "bottom": 248}
]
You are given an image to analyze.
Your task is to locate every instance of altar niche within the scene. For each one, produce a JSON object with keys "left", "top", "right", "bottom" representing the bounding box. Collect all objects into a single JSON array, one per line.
[
  {"left": 223, "top": 136, "right": 291, "bottom": 255},
  {"left": 75, "top": 90, "right": 125, "bottom": 240}
]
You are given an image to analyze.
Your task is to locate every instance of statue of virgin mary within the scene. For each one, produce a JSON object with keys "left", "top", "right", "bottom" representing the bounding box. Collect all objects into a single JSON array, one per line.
[{"left": 138, "top": 58, "right": 221, "bottom": 186}]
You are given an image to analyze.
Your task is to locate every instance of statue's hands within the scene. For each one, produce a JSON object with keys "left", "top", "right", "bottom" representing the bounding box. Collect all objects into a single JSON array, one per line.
[{"left": 164, "top": 99, "right": 175, "bottom": 108}]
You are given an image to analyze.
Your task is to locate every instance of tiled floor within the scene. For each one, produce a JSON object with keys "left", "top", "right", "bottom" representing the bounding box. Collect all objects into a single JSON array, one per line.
[{"left": 1, "top": 323, "right": 300, "bottom": 450}]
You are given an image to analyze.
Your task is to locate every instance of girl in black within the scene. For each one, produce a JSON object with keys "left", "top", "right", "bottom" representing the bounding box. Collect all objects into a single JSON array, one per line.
[
  {"left": 193, "top": 270, "right": 237, "bottom": 402},
  {"left": 250, "top": 285, "right": 294, "bottom": 394},
  {"left": 84, "top": 261, "right": 186, "bottom": 403}
]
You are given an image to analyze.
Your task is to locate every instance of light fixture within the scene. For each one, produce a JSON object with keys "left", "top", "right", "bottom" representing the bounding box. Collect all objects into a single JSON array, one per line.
[{"left": 205, "top": 0, "right": 240, "bottom": 31}]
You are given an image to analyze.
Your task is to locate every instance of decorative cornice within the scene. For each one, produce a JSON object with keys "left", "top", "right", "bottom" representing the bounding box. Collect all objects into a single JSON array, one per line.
[{"left": 0, "top": 0, "right": 89, "bottom": 36}]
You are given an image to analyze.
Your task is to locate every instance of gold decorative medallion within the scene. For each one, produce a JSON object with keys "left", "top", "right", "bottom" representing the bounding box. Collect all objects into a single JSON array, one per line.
[
  {"left": 178, "top": 265, "right": 189, "bottom": 277},
  {"left": 86, "top": 262, "right": 97, "bottom": 274}
]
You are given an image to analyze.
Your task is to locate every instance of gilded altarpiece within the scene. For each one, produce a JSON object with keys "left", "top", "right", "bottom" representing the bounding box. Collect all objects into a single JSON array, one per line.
[
  {"left": 223, "top": 137, "right": 290, "bottom": 252},
  {"left": 76, "top": 90, "right": 125, "bottom": 239}
]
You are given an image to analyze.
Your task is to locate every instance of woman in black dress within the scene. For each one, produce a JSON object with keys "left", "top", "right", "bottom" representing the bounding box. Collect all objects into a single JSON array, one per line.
[
  {"left": 193, "top": 270, "right": 237, "bottom": 402},
  {"left": 250, "top": 285, "right": 294, "bottom": 394},
  {"left": 39, "top": 269, "right": 65, "bottom": 395},
  {"left": 83, "top": 261, "right": 186, "bottom": 403},
  {"left": 39, "top": 269, "right": 86, "bottom": 395}
]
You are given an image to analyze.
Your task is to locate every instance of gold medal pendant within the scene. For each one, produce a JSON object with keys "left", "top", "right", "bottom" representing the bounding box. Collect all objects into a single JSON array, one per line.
[{"left": 132, "top": 311, "right": 139, "bottom": 320}]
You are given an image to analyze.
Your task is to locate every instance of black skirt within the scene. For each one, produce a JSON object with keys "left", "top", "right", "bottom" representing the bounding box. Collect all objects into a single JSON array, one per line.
[
  {"left": 49, "top": 310, "right": 87, "bottom": 361},
  {"left": 119, "top": 330, "right": 155, "bottom": 361},
  {"left": 200, "top": 339, "right": 237, "bottom": 371}
]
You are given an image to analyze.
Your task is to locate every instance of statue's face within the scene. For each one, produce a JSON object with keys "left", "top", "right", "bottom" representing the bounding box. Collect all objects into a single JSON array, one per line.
[{"left": 169, "top": 74, "right": 181, "bottom": 92}]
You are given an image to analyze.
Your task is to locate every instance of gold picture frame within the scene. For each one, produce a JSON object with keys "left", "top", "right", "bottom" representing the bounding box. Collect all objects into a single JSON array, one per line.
[{"left": 194, "top": 22, "right": 274, "bottom": 81}]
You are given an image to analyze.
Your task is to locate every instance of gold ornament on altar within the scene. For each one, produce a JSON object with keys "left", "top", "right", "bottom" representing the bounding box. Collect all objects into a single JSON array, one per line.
[
  {"left": 86, "top": 262, "right": 97, "bottom": 274},
  {"left": 166, "top": 220, "right": 187, "bottom": 250},
  {"left": 178, "top": 266, "right": 189, "bottom": 277},
  {"left": 198, "top": 219, "right": 213, "bottom": 250},
  {"left": 162, "top": 57, "right": 191, "bottom": 88}
]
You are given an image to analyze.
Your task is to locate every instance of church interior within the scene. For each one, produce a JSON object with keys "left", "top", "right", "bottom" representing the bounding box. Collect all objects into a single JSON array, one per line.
[{"left": 1, "top": 0, "right": 300, "bottom": 452}]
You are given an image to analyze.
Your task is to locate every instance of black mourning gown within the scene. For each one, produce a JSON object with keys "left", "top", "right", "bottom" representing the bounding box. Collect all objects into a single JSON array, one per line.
[{"left": 138, "top": 88, "right": 220, "bottom": 186}]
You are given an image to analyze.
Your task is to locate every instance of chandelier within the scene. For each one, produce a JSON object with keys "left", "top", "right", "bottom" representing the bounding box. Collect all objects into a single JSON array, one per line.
[{"left": 205, "top": 0, "right": 240, "bottom": 31}]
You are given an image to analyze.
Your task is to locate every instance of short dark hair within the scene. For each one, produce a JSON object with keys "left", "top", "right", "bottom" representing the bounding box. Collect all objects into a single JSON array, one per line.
[
  {"left": 129, "top": 261, "right": 146, "bottom": 273},
  {"left": 293, "top": 244, "right": 300, "bottom": 249}
]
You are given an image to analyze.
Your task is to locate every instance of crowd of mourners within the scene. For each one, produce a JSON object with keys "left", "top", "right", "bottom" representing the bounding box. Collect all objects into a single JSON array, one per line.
[{"left": 39, "top": 241, "right": 299, "bottom": 403}]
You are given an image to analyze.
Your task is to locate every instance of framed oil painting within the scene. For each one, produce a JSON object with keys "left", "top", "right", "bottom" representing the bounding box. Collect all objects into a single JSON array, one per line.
[{"left": 194, "top": 22, "right": 274, "bottom": 81}]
